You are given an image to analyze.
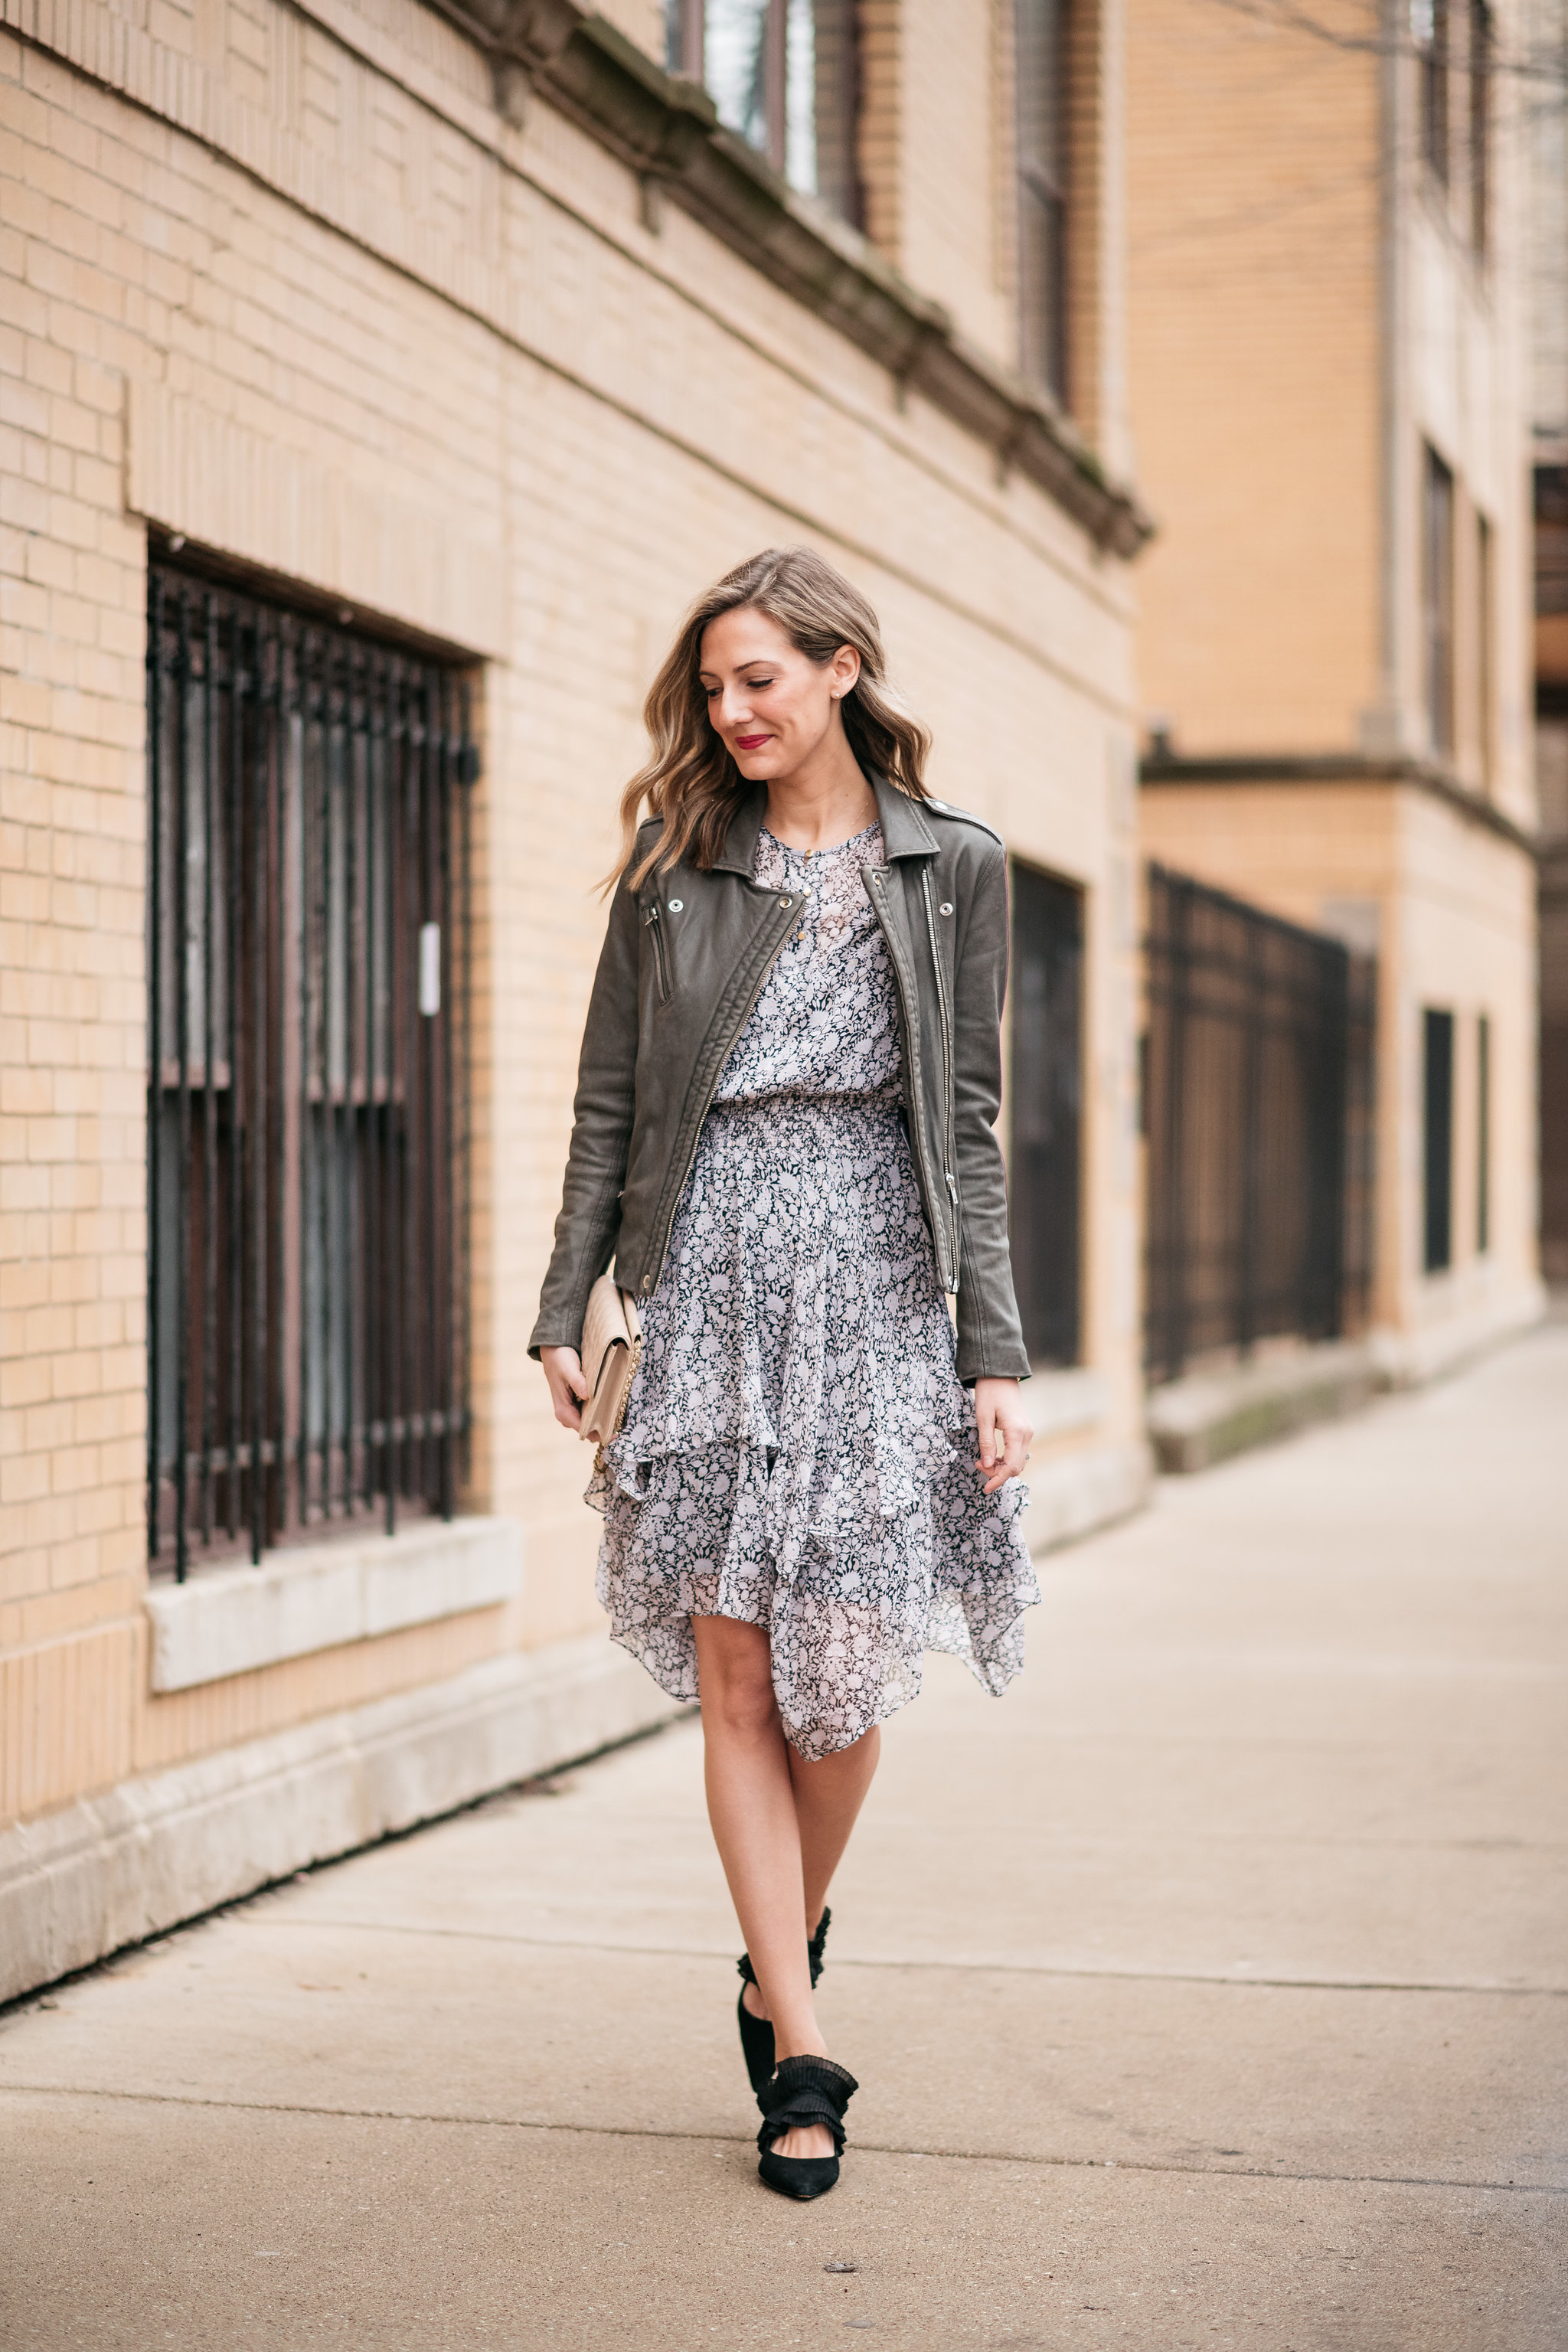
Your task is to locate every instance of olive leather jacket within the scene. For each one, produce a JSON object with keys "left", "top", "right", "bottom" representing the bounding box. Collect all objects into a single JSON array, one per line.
[{"left": 528, "top": 773, "right": 1031, "bottom": 1384}]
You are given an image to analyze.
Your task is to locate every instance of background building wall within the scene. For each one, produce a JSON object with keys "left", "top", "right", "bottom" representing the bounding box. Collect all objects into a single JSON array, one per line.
[{"left": 1125, "top": 0, "right": 1540, "bottom": 1367}]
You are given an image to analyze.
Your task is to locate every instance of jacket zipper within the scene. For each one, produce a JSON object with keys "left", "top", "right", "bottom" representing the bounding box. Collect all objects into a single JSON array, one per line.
[
  {"left": 639, "top": 890, "right": 801, "bottom": 1292},
  {"left": 865, "top": 865, "right": 956, "bottom": 1293},
  {"left": 920, "top": 867, "right": 962, "bottom": 1285},
  {"left": 642, "top": 901, "right": 671, "bottom": 1004}
]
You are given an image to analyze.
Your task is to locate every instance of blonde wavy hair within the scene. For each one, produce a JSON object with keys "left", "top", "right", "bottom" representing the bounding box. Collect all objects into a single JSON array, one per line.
[{"left": 609, "top": 546, "right": 933, "bottom": 894}]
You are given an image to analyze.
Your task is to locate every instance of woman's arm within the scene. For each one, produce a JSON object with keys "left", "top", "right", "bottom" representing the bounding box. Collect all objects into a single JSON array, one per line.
[
  {"left": 528, "top": 864, "right": 644, "bottom": 1367},
  {"left": 948, "top": 840, "right": 1031, "bottom": 1386}
]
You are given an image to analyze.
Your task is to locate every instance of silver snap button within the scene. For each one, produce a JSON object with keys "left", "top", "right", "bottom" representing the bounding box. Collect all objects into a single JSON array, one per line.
[
  {"left": 779, "top": 896, "right": 791, "bottom": 907},
  {"left": 939, "top": 901, "right": 953, "bottom": 916},
  {"left": 668, "top": 898, "right": 682, "bottom": 912}
]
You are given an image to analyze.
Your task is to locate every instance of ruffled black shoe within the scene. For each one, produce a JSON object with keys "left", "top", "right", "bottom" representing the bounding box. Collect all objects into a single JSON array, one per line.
[
  {"left": 756, "top": 2054, "right": 858, "bottom": 2201},
  {"left": 736, "top": 1907, "right": 831, "bottom": 2094}
]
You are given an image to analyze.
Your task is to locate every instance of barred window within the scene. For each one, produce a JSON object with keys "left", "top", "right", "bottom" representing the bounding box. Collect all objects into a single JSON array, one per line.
[
  {"left": 146, "top": 558, "right": 473, "bottom": 1576},
  {"left": 668, "top": 0, "right": 863, "bottom": 222}
]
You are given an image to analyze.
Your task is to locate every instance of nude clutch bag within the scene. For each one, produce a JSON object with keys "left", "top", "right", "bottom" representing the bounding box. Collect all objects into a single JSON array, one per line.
[{"left": 578, "top": 1273, "right": 642, "bottom": 1450}]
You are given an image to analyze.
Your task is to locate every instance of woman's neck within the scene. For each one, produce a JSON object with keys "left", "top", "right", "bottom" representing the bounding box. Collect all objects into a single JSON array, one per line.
[{"left": 763, "top": 740, "right": 877, "bottom": 854}]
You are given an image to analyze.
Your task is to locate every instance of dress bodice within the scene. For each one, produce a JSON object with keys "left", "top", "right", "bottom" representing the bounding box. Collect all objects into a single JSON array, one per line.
[{"left": 713, "top": 823, "right": 901, "bottom": 1109}]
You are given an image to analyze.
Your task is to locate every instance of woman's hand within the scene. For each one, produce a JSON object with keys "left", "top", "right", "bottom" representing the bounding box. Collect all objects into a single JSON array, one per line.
[
  {"left": 973, "top": 1377, "right": 1031, "bottom": 1496},
  {"left": 542, "top": 1345, "right": 591, "bottom": 1434}
]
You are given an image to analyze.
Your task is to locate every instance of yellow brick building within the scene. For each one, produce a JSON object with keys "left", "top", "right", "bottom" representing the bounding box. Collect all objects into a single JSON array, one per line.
[
  {"left": 1, "top": 0, "right": 1150, "bottom": 1990},
  {"left": 1125, "top": 0, "right": 1543, "bottom": 1374}
]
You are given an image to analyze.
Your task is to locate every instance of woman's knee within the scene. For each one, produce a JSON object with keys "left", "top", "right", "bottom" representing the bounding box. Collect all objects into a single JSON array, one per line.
[{"left": 693, "top": 1618, "right": 779, "bottom": 1739}]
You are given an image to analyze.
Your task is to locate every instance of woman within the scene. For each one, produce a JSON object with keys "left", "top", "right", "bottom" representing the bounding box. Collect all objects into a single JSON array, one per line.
[{"left": 530, "top": 546, "right": 1038, "bottom": 2202}]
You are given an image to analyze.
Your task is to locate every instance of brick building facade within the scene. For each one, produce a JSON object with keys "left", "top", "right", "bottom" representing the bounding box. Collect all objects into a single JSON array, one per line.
[{"left": 1, "top": 0, "right": 1151, "bottom": 1991}]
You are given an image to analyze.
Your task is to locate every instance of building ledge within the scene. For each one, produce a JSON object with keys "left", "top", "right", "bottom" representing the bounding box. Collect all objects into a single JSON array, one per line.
[
  {"left": 432, "top": 0, "right": 1151, "bottom": 558},
  {"left": 1148, "top": 1341, "right": 1380, "bottom": 1475},
  {"left": 0, "top": 1636, "right": 678, "bottom": 2005},
  {"left": 143, "top": 1517, "right": 523, "bottom": 1694},
  {"left": 1139, "top": 750, "right": 1536, "bottom": 854},
  {"left": 1148, "top": 1288, "right": 1547, "bottom": 1473}
]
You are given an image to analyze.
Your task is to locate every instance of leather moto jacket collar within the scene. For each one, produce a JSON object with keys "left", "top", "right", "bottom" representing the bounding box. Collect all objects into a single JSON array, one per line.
[
  {"left": 709, "top": 776, "right": 941, "bottom": 874},
  {"left": 528, "top": 773, "right": 1030, "bottom": 1385}
]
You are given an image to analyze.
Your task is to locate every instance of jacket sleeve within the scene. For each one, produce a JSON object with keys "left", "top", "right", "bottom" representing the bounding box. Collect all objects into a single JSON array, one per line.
[
  {"left": 952, "top": 841, "right": 1031, "bottom": 1383},
  {"left": 527, "top": 870, "right": 642, "bottom": 1359}
]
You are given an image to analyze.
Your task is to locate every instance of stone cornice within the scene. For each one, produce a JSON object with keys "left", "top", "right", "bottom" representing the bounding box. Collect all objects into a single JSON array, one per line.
[
  {"left": 1140, "top": 750, "right": 1537, "bottom": 856},
  {"left": 430, "top": 0, "right": 1153, "bottom": 559}
]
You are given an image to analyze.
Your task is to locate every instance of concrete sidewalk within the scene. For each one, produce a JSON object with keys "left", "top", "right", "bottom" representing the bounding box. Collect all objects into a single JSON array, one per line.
[{"left": 3, "top": 1331, "right": 1566, "bottom": 2351}]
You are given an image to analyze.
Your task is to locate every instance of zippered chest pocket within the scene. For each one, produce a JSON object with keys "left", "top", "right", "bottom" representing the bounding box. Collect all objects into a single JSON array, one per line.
[{"left": 642, "top": 900, "right": 671, "bottom": 1003}]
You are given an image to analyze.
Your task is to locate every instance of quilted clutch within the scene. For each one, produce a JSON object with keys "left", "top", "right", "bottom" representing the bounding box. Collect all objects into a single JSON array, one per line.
[{"left": 578, "top": 1272, "right": 642, "bottom": 1450}]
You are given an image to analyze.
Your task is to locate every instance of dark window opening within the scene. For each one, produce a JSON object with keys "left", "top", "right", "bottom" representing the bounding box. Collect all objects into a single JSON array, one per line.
[
  {"left": 1143, "top": 866, "right": 1376, "bottom": 1383},
  {"left": 1476, "top": 510, "right": 1494, "bottom": 788},
  {"left": 668, "top": 0, "right": 863, "bottom": 223},
  {"left": 1468, "top": 0, "right": 1491, "bottom": 250},
  {"left": 1423, "top": 444, "right": 1455, "bottom": 758},
  {"left": 1475, "top": 1011, "right": 1491, "bottom": 1254},
  {"left": 1016, "top": 0, "right": 1070, "bottom": 406},
  {"left": 1423, "top": 1006, "right": 1455, "bottom": 1272},
  {"left": 146, "top": 559, "right": 474, "bottom": 1577},
  {"left": 1416, "top": 0, "right": 1449, "bottom": 181},
  {"left": 1008, "top": 863, "right": 1083, "bottom": 1368}
]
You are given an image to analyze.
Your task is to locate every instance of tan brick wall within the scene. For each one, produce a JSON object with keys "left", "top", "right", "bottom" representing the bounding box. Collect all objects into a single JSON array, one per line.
[
  {"left": 1126, "top": 0, "right": 1383, "bottom": 753},
  {"left": 1126, "top": 0, "right": 1533, "bottom": 804},
  {"left": 0, "top": 0, "right": 1143, "bottom": 1822}
]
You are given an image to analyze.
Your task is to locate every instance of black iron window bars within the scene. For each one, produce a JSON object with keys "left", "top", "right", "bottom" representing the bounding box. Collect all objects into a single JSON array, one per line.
[
  {"left": 1143, "top": 864, "right": 1375, "bottom": 1387},
  {"left": 146, "top": 560, "right": 474, "bottom": 1578}
]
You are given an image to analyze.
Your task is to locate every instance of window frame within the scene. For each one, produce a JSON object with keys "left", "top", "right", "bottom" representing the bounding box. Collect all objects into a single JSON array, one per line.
[
  {"left": 1475, "top": 1010, "right": 1491, "bottom": 1256},
  {"left": 1423, "top": 443, "right": 1456, "bottom": 762},
  {"left": 1423, "top": 1005, "right": 1455, "bottom": 1274},
  {"left": 145, "top": 555, "right": 475, "bottom": 1579},
  {"left": 1414, "top": 0, "right": 1451, "bottom": 185},
  {"left": 1008, "top": 858, "right": 1084, "bottom": 1370},
  {"left": 1014, "top": 0, "right": 1072, "bottom": 408},
  {"left": 667, "top": 0, "right": 864, "bottom": 222}
]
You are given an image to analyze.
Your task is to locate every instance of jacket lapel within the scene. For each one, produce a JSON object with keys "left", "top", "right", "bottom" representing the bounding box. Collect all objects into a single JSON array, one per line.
[{"left": 713, "top": 773, "right": 938, "bottom": 872}]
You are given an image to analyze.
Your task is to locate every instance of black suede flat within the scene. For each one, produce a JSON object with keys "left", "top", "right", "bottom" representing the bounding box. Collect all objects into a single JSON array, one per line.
[
  {"left": 736, "top": 1907, "right": 831, "bottom": 2094},
  {"left": 756, "top": 2053, "right": 858, "bottom": 2202}
]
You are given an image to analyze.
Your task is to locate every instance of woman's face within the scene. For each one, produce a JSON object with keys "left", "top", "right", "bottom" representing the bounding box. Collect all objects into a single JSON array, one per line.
[{"left": 698, "top": 608, "right": 860, "bottom": 782}]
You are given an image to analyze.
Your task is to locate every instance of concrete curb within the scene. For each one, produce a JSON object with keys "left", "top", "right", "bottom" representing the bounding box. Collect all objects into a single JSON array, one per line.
[
  {"left": 0, "top": 1637, "right": 682, "bottom": 2007},
  {"left": 1148, "top": 1342, "right": 1381, "bottom": 1474},
  {"left": 1148, "top": 1285, "right": 1547, "bottom": 1474}
]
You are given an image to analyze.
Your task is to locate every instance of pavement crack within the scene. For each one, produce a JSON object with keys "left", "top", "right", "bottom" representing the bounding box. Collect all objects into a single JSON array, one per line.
[
  {"left": 237, "top": 1919, "right": 1568, "bottom": 1998},
  {"left": 1, "top": 2082, "right": 1561, "bottom": 2197}
]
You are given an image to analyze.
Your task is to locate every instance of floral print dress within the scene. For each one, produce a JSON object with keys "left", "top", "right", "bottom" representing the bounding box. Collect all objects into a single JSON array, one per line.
[{"left": 590, "top": 820, "right": 1040, "bottom": 1759}]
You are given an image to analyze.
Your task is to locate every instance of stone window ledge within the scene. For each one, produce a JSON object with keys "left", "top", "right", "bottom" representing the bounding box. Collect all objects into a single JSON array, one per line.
[{"left": 143, "top": 1517, "right": 523, "bottom": 1694}]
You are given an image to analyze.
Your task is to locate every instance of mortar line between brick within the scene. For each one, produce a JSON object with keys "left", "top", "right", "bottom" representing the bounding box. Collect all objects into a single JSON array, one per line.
[{"left": 1, "top": 2082, "right": 1560, "bottom": 2197}]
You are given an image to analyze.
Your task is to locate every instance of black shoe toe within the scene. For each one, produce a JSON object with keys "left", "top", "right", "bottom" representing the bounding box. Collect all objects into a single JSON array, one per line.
[{"left": 758, "top": 2150, "right": 840, "bottom": 2200}]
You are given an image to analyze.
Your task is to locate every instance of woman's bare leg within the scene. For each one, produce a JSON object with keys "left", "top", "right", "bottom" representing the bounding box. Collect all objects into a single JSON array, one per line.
[
  {"left": 792, "top": 1726, "right": 880, "bottom": 1932},
  {"left": 738, "top": 1730, "right": 881, "bottom": 2028},
  {"left": 694, "top": 1615, "right": 879, "bottom": 2161}
]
